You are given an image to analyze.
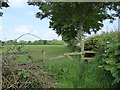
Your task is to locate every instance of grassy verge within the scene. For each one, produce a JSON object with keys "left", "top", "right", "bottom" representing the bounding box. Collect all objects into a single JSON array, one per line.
[
  {"left": 40, "top": 56, "right": 80, "bottom": 88},
  {"left": 3, "top": 45, "right": 114, "bottom": 88}
]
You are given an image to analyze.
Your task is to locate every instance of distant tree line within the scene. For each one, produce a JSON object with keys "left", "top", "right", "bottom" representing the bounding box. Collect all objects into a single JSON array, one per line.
[{"left": 0, "top": 39, "right": 66, "bottom": 45}]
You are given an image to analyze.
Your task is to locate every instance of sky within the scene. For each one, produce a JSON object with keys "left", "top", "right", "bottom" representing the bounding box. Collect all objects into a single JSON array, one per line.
[{"left": 0, "top": 0, "right": 119, "bottom": 41}]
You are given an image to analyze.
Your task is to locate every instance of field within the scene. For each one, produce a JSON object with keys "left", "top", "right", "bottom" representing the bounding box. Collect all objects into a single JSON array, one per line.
[
  {"left": 3, "top": 45, "right": 82, "bottom": 88},
  {"left": 2, "top": 44, "right": 113, "bottom": 88},
  {"left": 11, "top": 45, "right": 72, "bottom": 63},
  {"left": 2, "top": 29, "right": 118, "bottom": 88},
  {"left": 1, "top": 2, "right": 120, "bottom": 89}
]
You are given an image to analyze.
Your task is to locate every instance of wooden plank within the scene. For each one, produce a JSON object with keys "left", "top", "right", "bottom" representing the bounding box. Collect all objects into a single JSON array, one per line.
[
  {"left": 64, "top": 50, "right": 96, "bottom": 56},
  {"left": 84, "top": 51, "right": 96, "bottom": 53},
  {"left": 2, "top": 50, "right": 46, "bottom": 55},
  {"left": 64, "top": 52, "right": 82, "bottom": 56},
  {"left": 84, "top": 57, "right": 94, "bottom": 60}
]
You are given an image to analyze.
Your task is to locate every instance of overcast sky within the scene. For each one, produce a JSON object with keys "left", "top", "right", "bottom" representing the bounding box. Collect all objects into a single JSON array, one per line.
[{"left": 0, "top": 0, "right": 118, "bottom": 41}]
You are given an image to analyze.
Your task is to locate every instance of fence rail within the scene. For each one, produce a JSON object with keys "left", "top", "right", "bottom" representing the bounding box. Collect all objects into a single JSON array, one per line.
[
  {"left": 3, "top": 49, "right": 96, "bottom": 62},
  {"left": 2, "top": 50, "right": 46, "bottom": 55},
  {"left": 64, "top": 50, "right": 96, "bottom": 60}
]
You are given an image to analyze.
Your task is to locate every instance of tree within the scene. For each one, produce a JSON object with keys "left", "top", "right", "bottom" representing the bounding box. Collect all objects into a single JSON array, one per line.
[
  {"left": 28, "top": 2, "right": 120, "bottom": 45},
  {"left": 18, "top": 40, "right": 28, "bottom": 45},
  {"left": 43, "top": 40, "right": 47, "bottom": 45},
  {"left": 0, "top": 0, "right": 9, "bottom": 16},
  {"left": 28, "top": 41, "right": 32, "bottom": 45},
  {"left": 38, "top": 40, "right": 44, "bottom": 45}
]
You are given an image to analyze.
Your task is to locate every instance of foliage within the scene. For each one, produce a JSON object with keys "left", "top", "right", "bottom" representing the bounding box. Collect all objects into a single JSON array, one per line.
[
  {"left": 28, "top": 2, "right": 120, "bottom": 45},
  {"left": 78, "top": 59, "right": 113, "bottom": 88},
  {"left": 0, "top": 0, "right": 9, "bottom": 16},
  {"left": 1, "top": 39, "right": 66, "bottom": 45},
  {"left": 85, "top": 30, "right": 120, "bottom": 87},
  {"left": 3, "top": 40, "right": 118, "bottom": 88},
  {"left": 2, "top": 30, "right": 120, "bottom": 88},
  {"left": 40, "top": 56, "right": 81, "bottom": 88},
  {"left": 2, "top": 42, "right": 55, "bottom": 89},
  {"left": 99, "top": 43, "right": 120, "bottom": 86},
  {"left": 85, "top": 30, "right": 119, "bottom": 51},
  {"left": 41, "top": 54, "right": 113, "bottom": 88}
]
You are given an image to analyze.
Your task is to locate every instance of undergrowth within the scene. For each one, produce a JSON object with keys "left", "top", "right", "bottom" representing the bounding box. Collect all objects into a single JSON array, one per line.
[{"left": 1, "top": 30, "right": 119, "bottom": 88}]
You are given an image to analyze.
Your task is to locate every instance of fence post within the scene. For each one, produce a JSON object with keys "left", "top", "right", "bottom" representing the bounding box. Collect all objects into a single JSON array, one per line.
[
  {"left": 42, "top": 49, "right": 46, "bottom": 61},
  {"left": 77, "top": 21, "right": 85, "bottom": 61},
  {"left": 81, "top": 30, "right": 85, "bottom": 61}
]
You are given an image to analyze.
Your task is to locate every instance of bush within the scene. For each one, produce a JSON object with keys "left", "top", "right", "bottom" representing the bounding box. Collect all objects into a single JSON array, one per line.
[
  {"left": 83, "top": 30, "right": 120, "bottom": 88},
  {"left": 2, "top": 44, "right": 55, "bottom": 89},
  {"left": 77, "top": 59, "right": 113, "bottom": 88},
  {"left": 98, "top": 43, "right": 120, "bottom": 87},
  {"left": 85, "top": 30, "right": 119, "bottom": 51}
]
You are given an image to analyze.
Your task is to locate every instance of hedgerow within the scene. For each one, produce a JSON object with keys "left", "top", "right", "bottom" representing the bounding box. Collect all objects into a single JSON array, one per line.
[{"left": 85, "top": 30, "right": 120, "bottom": 87}]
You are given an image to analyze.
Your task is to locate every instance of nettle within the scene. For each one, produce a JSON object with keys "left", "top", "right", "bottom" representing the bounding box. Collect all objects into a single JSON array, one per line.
[{"left": 99, "top": 42, "right": 120, "bottom": 85}]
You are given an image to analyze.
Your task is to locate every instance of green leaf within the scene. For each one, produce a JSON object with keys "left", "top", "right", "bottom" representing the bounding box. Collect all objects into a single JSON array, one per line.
[
  {"left": 116, "top": 63, "right": 120, "bottom": 69},
  {"left": 115, "top": 51, "right": 120, "bottom": 56},
  {"left": 105, "top": 59, "right": 115, "bottom": 65},
  {"left": 104, "top": 65, "right": 117, "bottom": 74},
  {"left": 104, "top": 65, "right": 113, "bottom": 71}
]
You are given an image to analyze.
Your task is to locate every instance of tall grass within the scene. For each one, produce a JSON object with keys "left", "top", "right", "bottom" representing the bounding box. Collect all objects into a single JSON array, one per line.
[
  {"left": 2, "top": 30, "right": 119, "bottom": 88},
  {"left": 40, "top": 56, "right": 81, "bottom": 88}
]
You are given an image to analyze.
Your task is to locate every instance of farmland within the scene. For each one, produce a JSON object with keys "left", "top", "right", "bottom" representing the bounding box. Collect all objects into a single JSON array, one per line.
[
  {"left": 2, "top": 32, "right": 119, "bottom": 88},
  {"left": 2, "top": 45, "right": 71, "bottom": 63},
  {"left": 2, "top": 45, "right": 102, "bottom": 88},
  {"left": 2, "top": 44, "right": 82, "bottom": 88},
  {"left": 1, "top": 1, "right": 120, "bottom": 89}
]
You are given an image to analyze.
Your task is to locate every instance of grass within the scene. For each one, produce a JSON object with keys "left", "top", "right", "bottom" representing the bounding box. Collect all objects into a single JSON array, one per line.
[
  {"left": 3, "top": 44, "right": 113, "bottom": 88},
  {"left": 19, "top": 45, "right": 81, "bottom": 88},
  {"left": 3, "top": 45, "right": 72, "bottom": 63},
  {"left": 40, "top": 56, "right": 81, "bottom": 88}
]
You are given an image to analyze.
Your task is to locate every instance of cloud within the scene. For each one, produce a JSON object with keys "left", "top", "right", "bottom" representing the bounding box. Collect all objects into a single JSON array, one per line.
[
  {"left": 0, "top": 26, "right": 3, "bottom": 40},
  {"left": 39, "top": 30, "right": 62, "bottom": 40},
  {"left": 8, "top": 25, "right": 61, "bottom": 41},
  {"left": 9, "top": 0, "right": 27, "bottom": 8},
  {"left": 14, "top": 25, "right": 37, "bottom": 34}
]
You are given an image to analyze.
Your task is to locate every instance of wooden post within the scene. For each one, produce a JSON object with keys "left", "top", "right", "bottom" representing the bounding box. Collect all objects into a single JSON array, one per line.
[
  {"left": 77, "top": 21, "right": 85, "bottom": 61},
  {"left": 43, "top": 50, "right": 45, "bottom": 59},
  {"left": 42, "top": 49, "right": 46, "bottom": 61},
  {"left": 79, "top": 22, "right": 84, "bottom": 61},
  {"left": 43, "top": 50, "right": 46, "bottom": 61},
  {"left": 81, "top": 30, "right": 85, "bottom": 61}
]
